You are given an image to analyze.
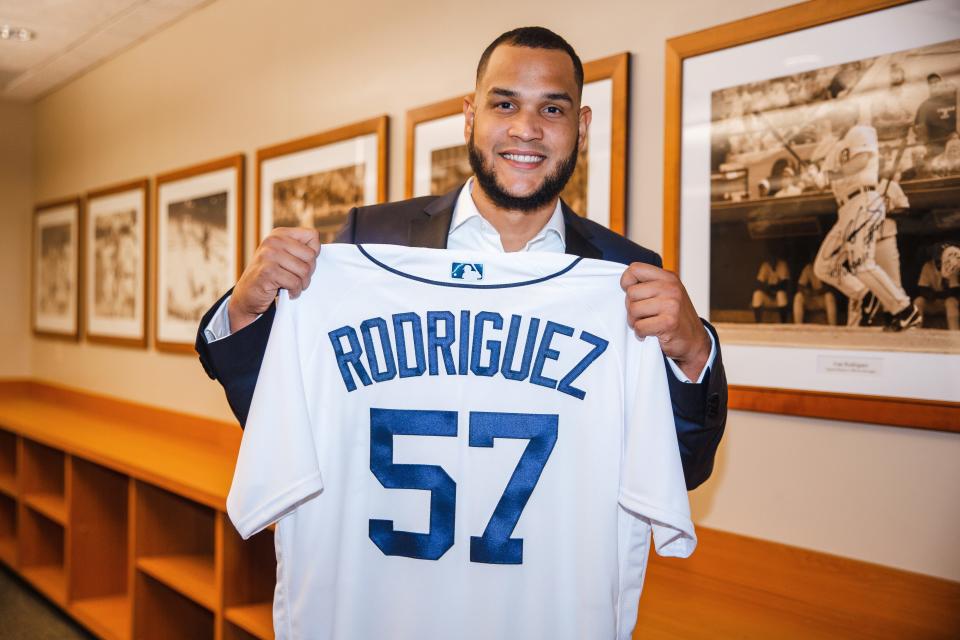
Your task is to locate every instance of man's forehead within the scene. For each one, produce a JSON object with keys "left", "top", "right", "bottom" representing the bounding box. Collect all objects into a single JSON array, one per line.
[{"left": 478, "top": 45, "right": 578, "bottom": 92}]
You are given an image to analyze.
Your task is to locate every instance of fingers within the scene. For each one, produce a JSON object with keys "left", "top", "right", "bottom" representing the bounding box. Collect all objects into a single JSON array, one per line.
[
  {"left": 258, "top": 249, "right": 313, "bottom": 296},
  {"left": 274, "top": 226, "right": 321, "bottom": 251},
  {"left": 626, "top": 297, "right": 679, "bottom": 336},
  {"left": 620, "top": 262, "right": 676, "bottom": 290}
]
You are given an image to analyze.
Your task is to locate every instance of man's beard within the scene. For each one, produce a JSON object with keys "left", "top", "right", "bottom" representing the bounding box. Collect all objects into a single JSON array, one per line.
[{"left": 467, "top": 130, "right": 579, "bottom": 212}]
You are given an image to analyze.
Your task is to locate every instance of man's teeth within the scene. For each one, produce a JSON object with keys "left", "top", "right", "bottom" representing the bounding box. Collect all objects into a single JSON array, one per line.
[{"left": 502, "top": 153, "right": 544, "bottom": 163}]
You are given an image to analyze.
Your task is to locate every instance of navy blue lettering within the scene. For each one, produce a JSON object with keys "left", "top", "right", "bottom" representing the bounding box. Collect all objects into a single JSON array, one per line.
[
  {"left": 328, "top": 326, "right": 372, "bottom": 392},
  {"left": 426, "top": 311, "right": 457, "bottom": 376},
  {"left": 470, "top": 312, "right": 503, "bottom": 377},
  {"left": 557, "top": 331, "right": 609, "bottom": 400},
  {"left": 393, "top": 313, "right": 426, "bottom": 378},
  {"left": 360, "top": 317, "right": 397, "bottom": 382},
  {"left": 502, "top": 315, "right": 540, "bottom": 381},
  {"left": 530, "top": 321, "right": 574, "bottom": 390}
]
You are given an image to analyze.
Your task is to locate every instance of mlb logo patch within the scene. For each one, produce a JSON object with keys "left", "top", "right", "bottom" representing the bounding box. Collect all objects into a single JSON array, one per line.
[{"left": 451, "top": 262, "right": 484, "bottom": 281}]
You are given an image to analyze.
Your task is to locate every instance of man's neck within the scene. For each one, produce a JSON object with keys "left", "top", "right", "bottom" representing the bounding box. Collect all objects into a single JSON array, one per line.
[{"left": 469, "top": 182, "right": 558, "bottom": 252}]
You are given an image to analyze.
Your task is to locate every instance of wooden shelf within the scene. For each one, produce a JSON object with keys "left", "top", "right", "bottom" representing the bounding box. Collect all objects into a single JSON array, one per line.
[
  {"left": 0, "top": 534, "right": 15, "bottom": 566},
  {"left": 24, "top": 491, "right": 67, "bottom": 524},
  {"left": 225, "top": 603, "right": 274, "bottom": 640},
  {"left": 22, "top": 564, "right": 67, "bottom": 605},
  {"left": 72, "top": 594, "right": 132, "bottom": 640},
  {"left": 0, "top": 472, "right": 15, "bottom": 498},
  {"left": 137, "top": 554, "right": 216, "bottom": 610}
]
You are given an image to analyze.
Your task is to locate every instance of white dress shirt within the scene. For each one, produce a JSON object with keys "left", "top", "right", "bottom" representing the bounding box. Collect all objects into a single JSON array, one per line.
[{"left": 205, "top": 178, "right": 715, "bottom": 382}]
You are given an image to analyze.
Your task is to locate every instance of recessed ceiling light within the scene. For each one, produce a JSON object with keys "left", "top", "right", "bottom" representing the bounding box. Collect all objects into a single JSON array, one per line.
[{"left": 0, "top": 25, "right": 35, "bottom": 41}]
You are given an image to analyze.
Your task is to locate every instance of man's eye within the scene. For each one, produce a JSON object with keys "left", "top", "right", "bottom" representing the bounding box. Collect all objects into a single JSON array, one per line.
[
  {"left": 495, "top": 102, "right": 514, "bottom": 110},
  {"left": 544, "top": 106, "right": 563, "bottom": 115}
]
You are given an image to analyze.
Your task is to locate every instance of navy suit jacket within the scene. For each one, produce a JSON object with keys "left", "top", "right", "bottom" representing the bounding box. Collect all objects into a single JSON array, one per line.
[{"left": 196, "top": 186, "right": 727, "bottom": 489}]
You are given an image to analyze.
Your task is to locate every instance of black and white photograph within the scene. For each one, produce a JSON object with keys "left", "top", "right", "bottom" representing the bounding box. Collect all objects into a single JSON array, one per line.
[
  {"left": 709, "top": 38, "right": 960, "bottom": 346},
  {"left": 155, "top": 156, "right": 243, "bottom": 351},
  {"left": 272, "top": 164, "right": 365, "bottom": 244},
  {"left": 165, "top": 192, "right": 229, "bottom": 322},
  {"left": 85, "top": 180, "right": 148, "bottom": 346},
  {"left": 33, "top": 199, "right": 80, "bottom": 339},
  {"left": 407, "top": 53, "right": 626, "bottom": 233},
  {"left": 257, "top": 117, "right": 387, "bottom": 242},
  {"left": 676, "top": 0, "right": 959, "bottom": 418}
]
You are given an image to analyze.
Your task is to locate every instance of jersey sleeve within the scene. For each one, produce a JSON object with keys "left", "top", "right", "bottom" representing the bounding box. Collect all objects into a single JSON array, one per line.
[
  {"left": 226, "top": 290, "right": 325, "bottom": 539},
  {"left": 618, "top": 334, "right": 697, "bottom": 558}
]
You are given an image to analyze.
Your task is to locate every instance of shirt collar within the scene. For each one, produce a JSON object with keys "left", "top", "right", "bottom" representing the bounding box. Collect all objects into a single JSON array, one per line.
[{"left": 449, "top": 177, "right": 566, "bottom": 250}]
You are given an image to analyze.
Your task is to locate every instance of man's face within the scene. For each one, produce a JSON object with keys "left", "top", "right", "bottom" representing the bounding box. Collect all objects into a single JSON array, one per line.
[{"left": 464, "top": 45, "right": 591, "bottom": 212}]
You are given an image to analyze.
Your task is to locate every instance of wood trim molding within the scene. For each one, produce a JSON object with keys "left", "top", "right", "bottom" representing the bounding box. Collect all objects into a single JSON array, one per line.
[
  {"left": 153, "top": 154, "right": 245, "bottom": 354},
  {"left": 83, "top": 178, "right": 150, "bottom": 349},
  {"left": 659, "top": 0, "right": 959, "bottom": 431},
  {"left": 662, "top": 0, "right": 910, "bottom": 270},
  {"left": 731, "top": 385, "right": 960, "bottom": 432},
  {"left": 404, "top": 96, "right": 468, "bottom": 199},
  {"left": 32, "top": 197, "right": 83, "bottom": 341},
  {"left": 255, "top": 115, "right": 389, "bottom": 242}
]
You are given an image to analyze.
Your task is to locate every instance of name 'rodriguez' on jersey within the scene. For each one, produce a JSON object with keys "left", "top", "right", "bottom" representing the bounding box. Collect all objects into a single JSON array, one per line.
[
  {"left": 227, "top": 243, "right": 696, "bottom": 640},
  {"left": 328, "top": 309, "right": 609, "bottom": 399}
]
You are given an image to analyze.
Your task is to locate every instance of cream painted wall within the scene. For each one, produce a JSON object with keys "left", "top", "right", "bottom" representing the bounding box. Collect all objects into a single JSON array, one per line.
[
  {"left": 1, "top": 100, "right": 33, "bottom": 378},
  {"left": 27, "top": 0, "right": 960, "bottom": 580}
]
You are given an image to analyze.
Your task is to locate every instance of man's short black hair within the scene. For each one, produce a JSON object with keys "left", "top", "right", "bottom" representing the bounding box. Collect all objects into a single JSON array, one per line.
[{"left": 475, "top": 27, "right": 584, "bottom": 95}]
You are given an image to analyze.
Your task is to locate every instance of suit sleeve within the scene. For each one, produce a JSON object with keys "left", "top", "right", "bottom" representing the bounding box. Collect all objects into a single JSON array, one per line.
[
  {"left": 194, "top": 208, "right": 360, "bottom": 426},
  {"left": 664, "top": 320, "right": 727, "bottom": 491}
]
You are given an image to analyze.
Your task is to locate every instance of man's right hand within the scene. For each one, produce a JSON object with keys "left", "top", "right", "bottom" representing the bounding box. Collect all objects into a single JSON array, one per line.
[{"left": 227, "top": 227, "right": 321, "bottom": 333}]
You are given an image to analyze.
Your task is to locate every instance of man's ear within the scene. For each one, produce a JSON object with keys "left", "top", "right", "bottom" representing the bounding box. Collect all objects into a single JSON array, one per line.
[
  {"left": 463, "top": 95, "right": 476, "bottom": 142},
  {"left": 578, "top": 105, "right": 593, "bottom": 151}
]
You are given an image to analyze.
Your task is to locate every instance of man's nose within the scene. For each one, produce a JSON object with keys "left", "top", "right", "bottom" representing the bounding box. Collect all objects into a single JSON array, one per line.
[{"left": 508, "top": 108, "right": 543, "bottom": 142}]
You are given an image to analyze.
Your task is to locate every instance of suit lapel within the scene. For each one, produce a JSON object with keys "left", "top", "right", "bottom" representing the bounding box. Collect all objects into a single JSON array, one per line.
[
  {"left": 408, "top": 186, "right": 461, "bottom": 249},
  {"left": 561, "top": 202, "right": 602, "bottom": 259}
]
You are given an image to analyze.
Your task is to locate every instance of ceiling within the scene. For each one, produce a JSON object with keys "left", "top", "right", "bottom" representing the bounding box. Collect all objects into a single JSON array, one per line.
[{"left": 0, "top": 0, "right": 213, "bottom": 101}]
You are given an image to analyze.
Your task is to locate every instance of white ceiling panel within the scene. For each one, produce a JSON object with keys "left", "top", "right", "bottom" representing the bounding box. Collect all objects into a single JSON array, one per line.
[{"left": 0, "top": 0, "right": 214, "bottom": 101}]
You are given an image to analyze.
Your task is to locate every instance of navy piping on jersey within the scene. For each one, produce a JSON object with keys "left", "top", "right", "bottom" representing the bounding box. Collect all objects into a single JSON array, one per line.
[{"left": 357, "top": 245, "right": 583, "bottom": 289}]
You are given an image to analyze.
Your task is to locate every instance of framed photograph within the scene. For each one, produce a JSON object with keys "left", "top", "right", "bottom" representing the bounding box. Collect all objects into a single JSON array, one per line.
[
  {"left": 155, "top": 154, "right": 244, "bottom": 352},
  {"left": 405, "top": 53, "right": 630, "bottom": 234},
  {"left": 256, "top": 116, "right": 388, "bottom": 243},
  {"left": 84, "top": 179, "right": 149, "bottom": 347},
  {"left": 665, "top": 0, "right": 960, "bottom": 431},
  {"left": 33, "top": 198, "right": 82, "bottom": 339}
]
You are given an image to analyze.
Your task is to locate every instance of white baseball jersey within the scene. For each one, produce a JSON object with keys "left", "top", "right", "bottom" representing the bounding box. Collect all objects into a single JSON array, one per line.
[
  {"left": 227, "top": 244, "right": 696, "bottom": 640},
  {"left": 825, "top": 125, "right": 879, "bottom": 200}
]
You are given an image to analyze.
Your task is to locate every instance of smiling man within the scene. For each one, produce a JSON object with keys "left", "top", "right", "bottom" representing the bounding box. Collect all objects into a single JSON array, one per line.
[{"left": 196, "top": 26, "right": 727, "bottom": 490}]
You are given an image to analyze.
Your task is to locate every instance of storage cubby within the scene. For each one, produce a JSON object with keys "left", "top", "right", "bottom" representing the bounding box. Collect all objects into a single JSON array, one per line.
[
  {"left": 222, "top": 514, "right": 276, "bottom": 640},
  {"left": 0, "top": 382, "right": 282, "bottom": 639},
  {"left": 21, "top": 439, "right": 67, "bottom": 524},
  {"left": 19, "top": 505, "right": 67, "bottom": 604},
  {"left": 70, "top": 459, "right": 131, "bottom": 640},
  {"left": 134, "top": 481, "right": 217, "bottom": 611},
  {"left": 0, "top": 492, "right": 16, "bottom": 566},
  {"left": 133, "top": 572, "right": 214, "bottom": 640},
  {"left": 0, "top": 429, "right": 16, "bottom": 497}
]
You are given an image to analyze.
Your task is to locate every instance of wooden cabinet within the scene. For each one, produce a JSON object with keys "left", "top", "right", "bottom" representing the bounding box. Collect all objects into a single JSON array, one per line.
[{"left": 0, "top": 381, "right": 276, "bottom": 640}]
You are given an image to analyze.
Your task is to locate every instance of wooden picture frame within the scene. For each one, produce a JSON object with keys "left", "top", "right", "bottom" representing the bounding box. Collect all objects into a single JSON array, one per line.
[
  {"left": 154, "top": 154, "right": 244, "bottom": 353},
  {"left": 33, "top": 197, "right": 82, "bottom": 340},
  {"left": 664, "top": 0, "right": 959, "bottom": 431},
  {"left": 256, "top": 116, "right": 388, "bottom": 243},
  {"left": 405, "top": 53, "right": 630, "bottom": 234},
  {"left": 84, "top": 178, "right": 149, "bottom": 348}
]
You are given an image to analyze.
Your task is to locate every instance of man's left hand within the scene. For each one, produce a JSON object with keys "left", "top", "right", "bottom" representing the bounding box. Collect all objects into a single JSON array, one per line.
[{"left": 621, "top": 262, "right": 712, "bottom": 381}]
